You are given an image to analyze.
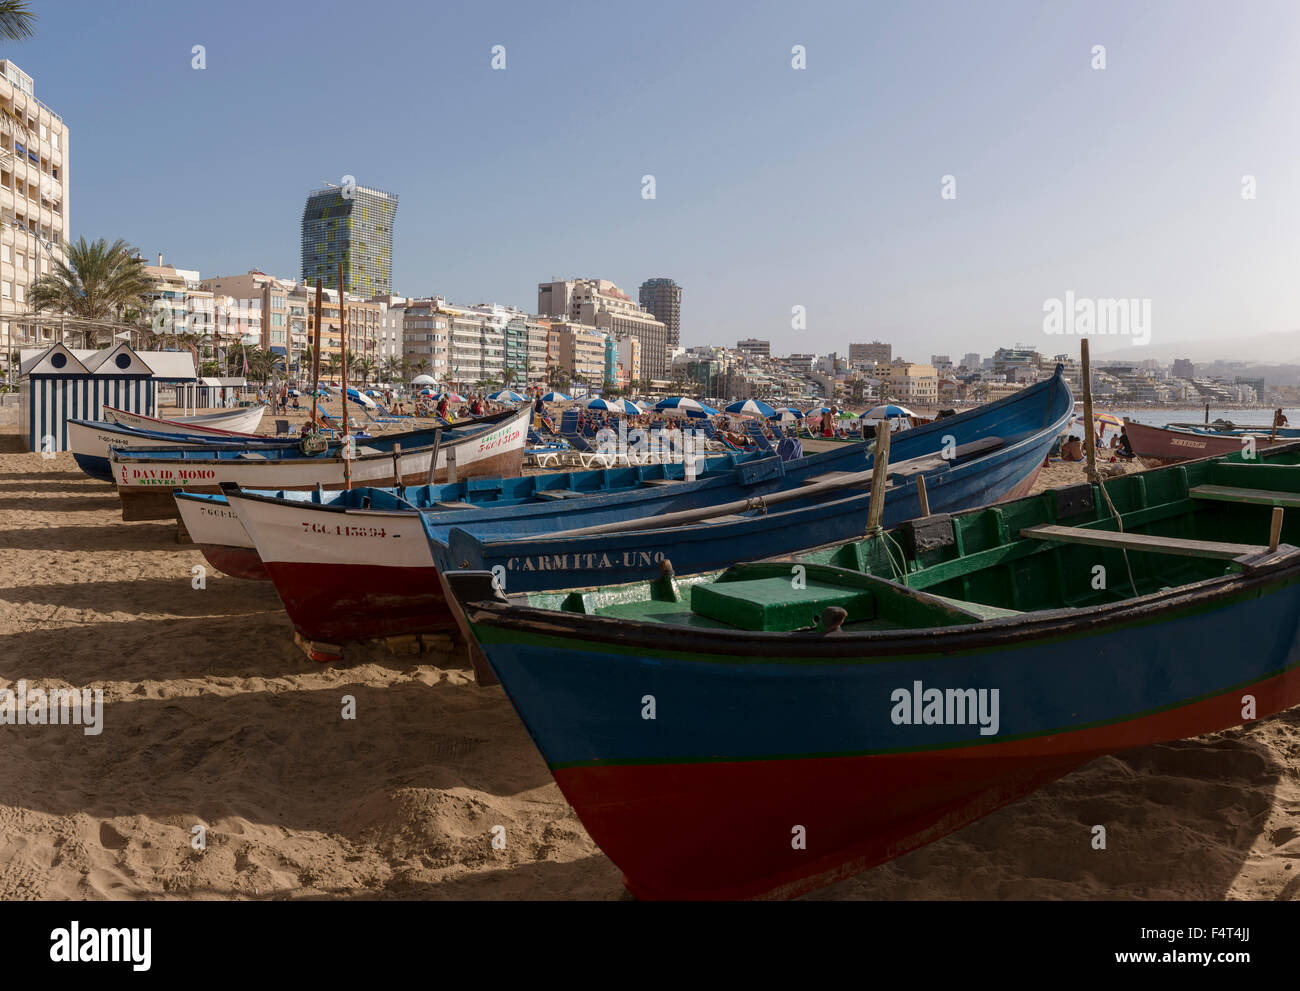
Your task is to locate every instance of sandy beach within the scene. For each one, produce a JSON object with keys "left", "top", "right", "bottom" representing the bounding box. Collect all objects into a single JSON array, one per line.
[{"left": 2, "top": 427, "right": 1298, "bottom": 901}]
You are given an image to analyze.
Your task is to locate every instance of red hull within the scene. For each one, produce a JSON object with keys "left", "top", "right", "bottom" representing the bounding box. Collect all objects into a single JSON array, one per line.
[
  {"left": 554, "top": 668, "right": 1300, "bottom": 900},
  {"left": 199, "top": 543, "right": 269, "bottom": 581},
  {"left": 263, "top": 560, "right": 452, "bottom": 642},
  {"left": 1123, "top": 419, "right": 1288, "bottom": 467}
]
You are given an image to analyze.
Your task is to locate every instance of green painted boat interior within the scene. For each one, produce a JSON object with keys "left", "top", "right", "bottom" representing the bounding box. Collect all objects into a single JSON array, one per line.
[{"left": 518, "top": 451, "right": 1300, "bottom": 634}]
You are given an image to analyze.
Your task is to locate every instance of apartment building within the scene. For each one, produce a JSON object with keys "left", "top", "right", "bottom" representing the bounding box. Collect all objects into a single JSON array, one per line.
[
  {"left": 879, "top": 361, "right": 939, "bottom": 405},
  {"left": 401, "top": 298, "right": 450, "bottom": 379},
  {"left": 0, "top": 60, "right": 69, "bottom": 374},
  {"left": 736, "top": 338, "right": 770, "bottom": 358},
  {"left": 141, "top": 258, "right": 214, "bottom": 343},
  {"left": 538, "top": 278, "right": 667, "bottom": 377},
  {"left": 202, "top": 271, "right": 289, "bottom": 355},
  {"left": 849, "top": 341, "right": 891, "bottom": 366},
  {"left": 371, "top": 294, "right": 407, "bottom": 362},
  {"left": 547, "top": 318, "right": 609, "bottom": 387}
]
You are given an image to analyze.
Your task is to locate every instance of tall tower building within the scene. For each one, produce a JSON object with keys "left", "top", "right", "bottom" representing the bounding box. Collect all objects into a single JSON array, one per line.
[
  {"left": 0, "top": 60, "right": 70, "bottom": 376},
  {"left": 638, "top": 278, "right": 682, "bottom": 351},
  {"left": 300, "top": 183, "right": 397, "bottom": 296}
]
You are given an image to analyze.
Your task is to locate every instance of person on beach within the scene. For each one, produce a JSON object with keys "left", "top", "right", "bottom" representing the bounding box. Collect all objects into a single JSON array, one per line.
[
  {"left": 1117, "top": 427, "right": 1135, "bottom": 459},
  {"left": 1275, "top": 409, "right": 1289, "bottom": 429}
]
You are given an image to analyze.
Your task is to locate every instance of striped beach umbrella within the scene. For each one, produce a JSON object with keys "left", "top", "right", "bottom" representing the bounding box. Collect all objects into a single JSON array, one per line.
[
  {"left": 655, "top": 397, "right": 721, "bottom": 418},
  {"left": 724, "top": 399, "right": 779, "bottom": 418},
  {"left": 540, "top": 391, "right": 572, "bottom": 402},
  {"left": 436, "top": 392, "right": 465, "bottom": 403},
  {"left": 346, "top": 387, "right": 377, "bottom": 408},
  {"left": 769, "top": 406, "right": 806, "bottom": 420},
  {"left": 585, "top": 397, "right": 641, "bottom": 415},
  {"left": 488, "top": 390, "right": 528, "bottom": 403},
  {"left": 859, "top": 404, "right": 915, "bottom": 419}
]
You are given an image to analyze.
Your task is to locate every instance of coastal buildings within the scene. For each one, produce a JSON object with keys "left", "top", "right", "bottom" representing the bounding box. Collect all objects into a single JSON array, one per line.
[
  {"left": 737, "top": 338, "right": 770, "bottom": 358},
  {"left": 548, "top": 318, "right": 610, "bottom": 389},
  {"left": 202, "top": 271, "right": 292, "bottom": 356},
  {"left": 0, "top": 60, "right": 69, "bottom": 376},
  {"left": 538, "top": 278, "right": 668, "bottom": 378},
  {"left": 638, "top": 277, "right": 682, "bottom": 351},
  {"left": 141, "top": 259, "right": 213, "bottom": 342},
  {"left": 300, "top": 184, "right": 397, "bottom": 297}
]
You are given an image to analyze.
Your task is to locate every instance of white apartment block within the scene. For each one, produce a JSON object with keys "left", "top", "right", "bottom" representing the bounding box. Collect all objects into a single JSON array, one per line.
[{"left": 0, "top": 61, "right": 69, "bottom": 376}]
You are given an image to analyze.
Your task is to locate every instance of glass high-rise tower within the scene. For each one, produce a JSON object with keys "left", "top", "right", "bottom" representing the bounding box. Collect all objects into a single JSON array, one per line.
[{"left": 300, "top": 184, "right": 398, "bottom": 296}]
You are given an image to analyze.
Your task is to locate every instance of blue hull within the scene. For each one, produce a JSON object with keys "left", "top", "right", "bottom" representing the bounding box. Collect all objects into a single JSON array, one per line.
[{"left": 436, "top": 371, "right": 1073, "bottom": 591}]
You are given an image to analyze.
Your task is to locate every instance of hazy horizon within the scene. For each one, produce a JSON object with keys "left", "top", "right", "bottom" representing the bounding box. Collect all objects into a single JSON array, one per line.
[{"left": 10, "top": 0, "right": 1300, "bottom": 358}]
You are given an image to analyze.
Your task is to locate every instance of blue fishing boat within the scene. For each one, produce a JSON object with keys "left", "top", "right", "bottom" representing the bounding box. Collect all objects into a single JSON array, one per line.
[
  {"left": 68, "top": 418, "right": 291, "bottom": 483},
  {"left": 440, "top": 440, "right": 1300, "bottom": 900},
  {"left": 434, "top": 368, "right": 1073, "bottom": 592}
]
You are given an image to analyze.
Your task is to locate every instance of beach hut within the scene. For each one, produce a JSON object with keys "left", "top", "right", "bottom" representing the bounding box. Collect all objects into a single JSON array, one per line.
[{"left": 18, "top": 342, "right": 156, "bottom": 453}]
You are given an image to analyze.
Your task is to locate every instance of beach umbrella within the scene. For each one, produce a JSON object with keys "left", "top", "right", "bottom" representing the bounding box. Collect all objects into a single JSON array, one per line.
[
  {"left": 655, "top": 397, "right": 721, "bottom": 418},
  {"left": 346, "top": 387, "right": 377, "bottom": 408},
  {"left": 419, "top": 389, "right": 436, "bottom": 397},
  {"left": 1075, "top": 412, "right": 1123, "bottom": 429},
  {"left": 724, "top": 399, "right": 779, "bottom": 418},
  {"left": 364, "top": 389, "right": 382, "bottom": 397},
  {"left": 585, "top": 397, "right": 641, "bottom": 415},
  {"left": 287, "top": 389, "right": 302, "bottom": 397},
  {"left": 411, "top": 374, "right": 437, "bottom": 386},
  {"left": 540, "top": 391, "right": 571, "bottom": 402},
  {"left": 488, "top": 390, "right": 527, "bottom": 403},
  {"left": 436, "top": 392, "right": 465, "bottom": 403},
  {"left": 859, "top": 404, "right": 915, "bottom": 419},
  {"left": 769, "top": 406, "right": 805, "bottom": 420},
  {"left": 837, "top": 410, "right": 858, "bottom": 420}
]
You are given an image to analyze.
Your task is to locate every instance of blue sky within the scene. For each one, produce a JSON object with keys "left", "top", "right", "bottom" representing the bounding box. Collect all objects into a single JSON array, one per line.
[{"left": 9, "top": 0, "right": 1300, "bottom": 358}]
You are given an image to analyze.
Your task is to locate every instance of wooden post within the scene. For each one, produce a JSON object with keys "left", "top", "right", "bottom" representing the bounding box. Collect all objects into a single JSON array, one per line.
[
  {"left": 1205, "top": 403, "right": 1210, "bottom": 425},
  {"left": 866, "top": 420, "right": 891, "bottom": 532},
  {"left": 1270, "top": 506, "right": 1284, "bottom": 552},
  {"left": 392, "top": 443, "right": 402, "bottom": 489},
  {"left": 425, "top": 428, "right": 443, "bottom": 486},
  {"left": 1081, "top": 339, "right": 1097, "bottom": 483},
  {"left": 338, "top": 262, "right": 351, "bottom": 490},
  {"left": 916, "top": 472, "right": 930, "bottom": 517}
]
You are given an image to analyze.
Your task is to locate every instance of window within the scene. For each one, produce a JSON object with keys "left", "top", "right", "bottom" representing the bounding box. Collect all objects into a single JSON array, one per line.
[
  {"left": 14, "top": 283, "right": 23, "bottom": 302},
  {"left": 0, "top": 244, "right": 8, "bottom": 263},
  {"left": 1, "top": 281, "right": 9, "bottom": 298}
]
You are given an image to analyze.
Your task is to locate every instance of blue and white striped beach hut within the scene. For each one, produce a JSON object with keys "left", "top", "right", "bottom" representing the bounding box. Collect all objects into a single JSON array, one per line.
[{"left": 19, "top": 342, "right": 157, "bottom": 453}]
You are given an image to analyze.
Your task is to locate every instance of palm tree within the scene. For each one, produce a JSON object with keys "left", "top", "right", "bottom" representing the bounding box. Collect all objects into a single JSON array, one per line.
[
  {"left": 30, "top": 237, "right": 151, "bottom": 349},
  {"left": 0, "top": 1, "right": 36, "bottom": 40},
  {"left": 322, "top": 353, "right": 341, "bottom": 381}
]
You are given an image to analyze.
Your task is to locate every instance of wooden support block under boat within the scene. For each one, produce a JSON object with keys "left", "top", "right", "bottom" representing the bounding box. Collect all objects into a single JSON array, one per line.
[{"left": 1020, "top": 523, "right": 1270, "bottom": 560}]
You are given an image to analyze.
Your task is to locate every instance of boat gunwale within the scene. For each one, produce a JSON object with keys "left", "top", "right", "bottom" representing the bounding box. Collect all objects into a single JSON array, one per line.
[{"left": 107, "top": 405, "right": 529, "bottom": 467}]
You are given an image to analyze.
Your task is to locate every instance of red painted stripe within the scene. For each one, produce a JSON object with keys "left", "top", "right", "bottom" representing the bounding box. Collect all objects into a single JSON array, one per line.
[
  {"left": 552, "top": 667, "right": 1300, "bottom": 899},
  {"left": 264, "top": 560, "right": 452, "bottom": 641}
]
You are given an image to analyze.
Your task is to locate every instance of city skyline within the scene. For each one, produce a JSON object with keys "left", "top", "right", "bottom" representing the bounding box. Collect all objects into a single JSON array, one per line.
[{"left": 9, "top": 0, "right": 1300, "bottom": 359}]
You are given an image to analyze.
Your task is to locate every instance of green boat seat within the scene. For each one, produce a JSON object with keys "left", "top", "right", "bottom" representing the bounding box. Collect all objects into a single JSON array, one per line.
[{"left": 691, "top": 577, "right": 875, "bottom": 632}]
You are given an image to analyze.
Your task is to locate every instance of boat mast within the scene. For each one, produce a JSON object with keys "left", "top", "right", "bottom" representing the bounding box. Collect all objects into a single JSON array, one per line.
[
  {"left": 339, "top": 261, "right": 351, "bottom": 490},
  {"left": 310, "top": 280, "right": 323, "bottom": 427}
]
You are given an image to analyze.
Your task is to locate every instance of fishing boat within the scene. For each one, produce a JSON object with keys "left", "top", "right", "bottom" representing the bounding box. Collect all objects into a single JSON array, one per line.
[
  {"left": 69, "top": 418, "right": 284, "bottom": 483},
  {"left": 221, "top": 367, "right": 1071, "bottom": 646},
  {"left": 104, "top": 404, "right": 265, "bottom": 436},
  {"left": 440, "top": 442, "right": 1300, "bottom": 900},
  {"left": 111, "top": 405, "right": 530, "bottom": 521},
  {"left": 175, "top": 450, "right": 771, "bottom": 580},
  {"left": 1124, "top": 417, "right": 1291, "bottom": 467}
]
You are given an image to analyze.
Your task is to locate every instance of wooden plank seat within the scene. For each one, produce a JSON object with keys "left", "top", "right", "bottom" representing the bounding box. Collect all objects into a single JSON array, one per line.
[
  {"left": 639, "top": 478, "right": 681, "bottom": 486},
  {"left": 1189, "top": 485, "right": 1300, "bottom": 509},
  {"left": 1020, "top": 524, "right": 1269, "bottom": 561},
  {"left": 533, "top": 489, "right": 589, "bottom": 500},
  {"left": 432, "top": 500, "right": 479, "bottom": 509}
]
